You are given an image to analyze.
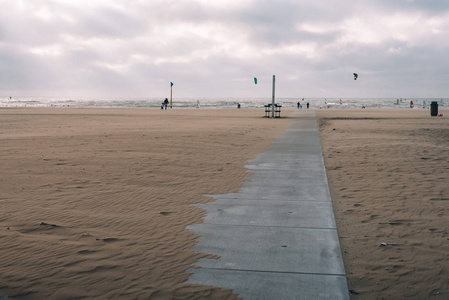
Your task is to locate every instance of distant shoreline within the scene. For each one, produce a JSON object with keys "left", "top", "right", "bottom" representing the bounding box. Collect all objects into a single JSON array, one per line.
[{"left": 1, "top": 97, "right": 447, "bottom": 109}]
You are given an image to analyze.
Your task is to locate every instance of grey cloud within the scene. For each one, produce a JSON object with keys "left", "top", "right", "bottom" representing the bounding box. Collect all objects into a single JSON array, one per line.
[
  {"left": 1, "top": 0, "right": 449, "bottom": 98},
  {"left": 73, "top": 7, "right": 147, "bottom": 39},
  {"left": 374, "top": 0, "right": 449, "bottom": 14}
]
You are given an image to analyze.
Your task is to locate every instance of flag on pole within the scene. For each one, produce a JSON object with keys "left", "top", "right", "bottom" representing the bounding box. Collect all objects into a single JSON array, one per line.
[
  {"left": 254, "top": 78, "right": 257, "bottom": 84},
  {"left": 170, "top": 82, "right": 174, "bottom": 87}
]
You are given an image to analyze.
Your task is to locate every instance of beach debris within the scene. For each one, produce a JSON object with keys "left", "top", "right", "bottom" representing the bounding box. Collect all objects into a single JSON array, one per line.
[
  {"left": 380, "top": 242, "right": 388, "bottom": 247},
  {"left": 349, "top": 289, "right": 359, "bottom": 295},
  {"left": 40, "top": 222, "right": 60, "bottom": 228},
  {"left": 353, "top": 73, "right": 358, "bottom": 80},
  {"left": 402, "top": 158, "right": 408, "bottom": 162}
]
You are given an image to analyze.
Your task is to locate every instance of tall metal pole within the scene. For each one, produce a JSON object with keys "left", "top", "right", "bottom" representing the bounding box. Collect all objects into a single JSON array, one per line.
[
  {"left": 272, "top": 75, "right": 275, "bottom": 118},
  {"left": 170, "top": 85, "right": 173, "bottom": 109}
]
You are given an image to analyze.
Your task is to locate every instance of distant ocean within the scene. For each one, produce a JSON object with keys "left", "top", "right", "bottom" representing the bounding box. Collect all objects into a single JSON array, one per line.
[{"left": 0, "top": 97, "right": 446, "bottom": 109}]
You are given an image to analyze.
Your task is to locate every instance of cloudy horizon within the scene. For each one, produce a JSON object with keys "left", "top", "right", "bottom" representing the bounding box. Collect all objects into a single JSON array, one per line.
[{"left": 1, "top": 0, "right": 449, "bottom": 99}]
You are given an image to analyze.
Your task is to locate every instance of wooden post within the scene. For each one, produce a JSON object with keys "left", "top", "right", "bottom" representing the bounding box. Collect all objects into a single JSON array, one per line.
[{"left": 272, "top": 75, "right": 275, "bottom": 118}]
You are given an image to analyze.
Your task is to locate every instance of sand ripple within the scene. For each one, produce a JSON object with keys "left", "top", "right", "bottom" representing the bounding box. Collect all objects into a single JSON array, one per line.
[{"left": 0, "top": 108, "right": 292, "bottom": 299}]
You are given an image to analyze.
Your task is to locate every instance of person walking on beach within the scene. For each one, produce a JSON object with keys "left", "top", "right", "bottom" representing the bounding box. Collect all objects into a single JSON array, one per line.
[
  {"left": 163, "top": 98, "right": 169, "bottom": 110},
  {"left": 306, "top": 102, "right": 309, "bottom": 109}
]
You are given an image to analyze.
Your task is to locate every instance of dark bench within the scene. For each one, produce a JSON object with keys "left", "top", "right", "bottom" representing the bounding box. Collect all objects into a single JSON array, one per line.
[
  {"left": 264, "top": 104, "right": 271, "bottom": 117},
  {"left": 264, "top": 104, "right": 282, "bottom": 118},
  {"left": 274, "top": 104, "right": 281, "bottom": 118}
]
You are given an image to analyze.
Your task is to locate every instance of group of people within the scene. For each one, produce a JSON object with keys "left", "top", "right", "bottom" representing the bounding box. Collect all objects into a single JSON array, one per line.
[
  {"left": 162, "top": 98, "right": 312, "bottom": 109},
  {"left": 297, "top": 101, "right": 309, "bottom": 109}
]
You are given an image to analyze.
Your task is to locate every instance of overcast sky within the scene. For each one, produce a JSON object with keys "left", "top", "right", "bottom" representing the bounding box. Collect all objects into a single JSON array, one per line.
[{"left": 1, "top": 0, "right": 449, "bottom": 99}]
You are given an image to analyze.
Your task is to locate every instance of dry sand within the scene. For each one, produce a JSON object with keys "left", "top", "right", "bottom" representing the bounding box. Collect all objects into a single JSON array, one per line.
[
  {"left": 3, "top": 107, "right": 448, "bottom": 300},
  {"left": 316, "top": 108, "right": 449, "bottom": 299},
  {"left": 0, "top": 108, "right": 293, "bottom": 299}
]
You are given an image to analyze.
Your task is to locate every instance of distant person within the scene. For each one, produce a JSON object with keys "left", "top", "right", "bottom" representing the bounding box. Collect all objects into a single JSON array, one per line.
[
  {"left": 410, "top": 100, "right": 414, "bottom": 108},
  {"left": 306, "top": 102, "right": 309, "bottom": 109},
  {"left": 163, "top": 98, "right": 169, "bottom": 110},
  {"left": 297, "top": 102, "right": 300, "bottom": 109},
  {"left": 237, "top": 103, "right": 241, "bottom": 109}
]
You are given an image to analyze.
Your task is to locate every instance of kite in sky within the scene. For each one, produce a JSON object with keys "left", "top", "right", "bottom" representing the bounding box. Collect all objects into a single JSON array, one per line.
[
  {"left": 353, "top": 73, "right": 358, "bottom": 80},
  {"left": 254, "top": 77, "right": 257, "bottom": 84}
]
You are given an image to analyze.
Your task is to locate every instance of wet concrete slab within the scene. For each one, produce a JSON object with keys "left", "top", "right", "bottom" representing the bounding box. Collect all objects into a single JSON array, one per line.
[
  {"left": 187, "top": 269, "right": 349, "bottom": 300},
  {"left": 195, "top": 199, "right": 336, "bottom": 228},
  {"left": 188, "top": 224, "right": 344, "bottom": 275}
]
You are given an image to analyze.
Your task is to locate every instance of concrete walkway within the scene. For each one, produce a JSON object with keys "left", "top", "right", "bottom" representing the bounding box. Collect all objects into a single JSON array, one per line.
[{"left": 187, "top": 110, "right": 349, "bottom": 299}]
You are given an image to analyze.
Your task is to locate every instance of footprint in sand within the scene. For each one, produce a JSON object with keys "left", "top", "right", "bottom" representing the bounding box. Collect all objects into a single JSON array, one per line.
[
  {"left": 78, "top": 249, "right": 98, "bottom": 255},
  {"left": 96, "top": 238, "right": 120, "bottom": 243},
  {"left": 160, "top": 211, "right": 174, "bottom": 216}
]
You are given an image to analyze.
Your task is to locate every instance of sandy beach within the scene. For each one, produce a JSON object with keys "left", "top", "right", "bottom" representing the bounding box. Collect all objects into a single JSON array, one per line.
[
  {"left": 2, "top": 107, "right": 448, "bottom": 299},
  {"left": 0, "top": 108, "right": 293, "bottom": 299},
  {"left": 316, "top": 108, "right": 449, "bottom": 299}
]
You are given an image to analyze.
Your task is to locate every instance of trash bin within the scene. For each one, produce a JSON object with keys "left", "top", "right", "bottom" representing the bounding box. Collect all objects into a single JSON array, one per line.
[{"left": 430, "top": 101, "right": 438, "bottom": 116}]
